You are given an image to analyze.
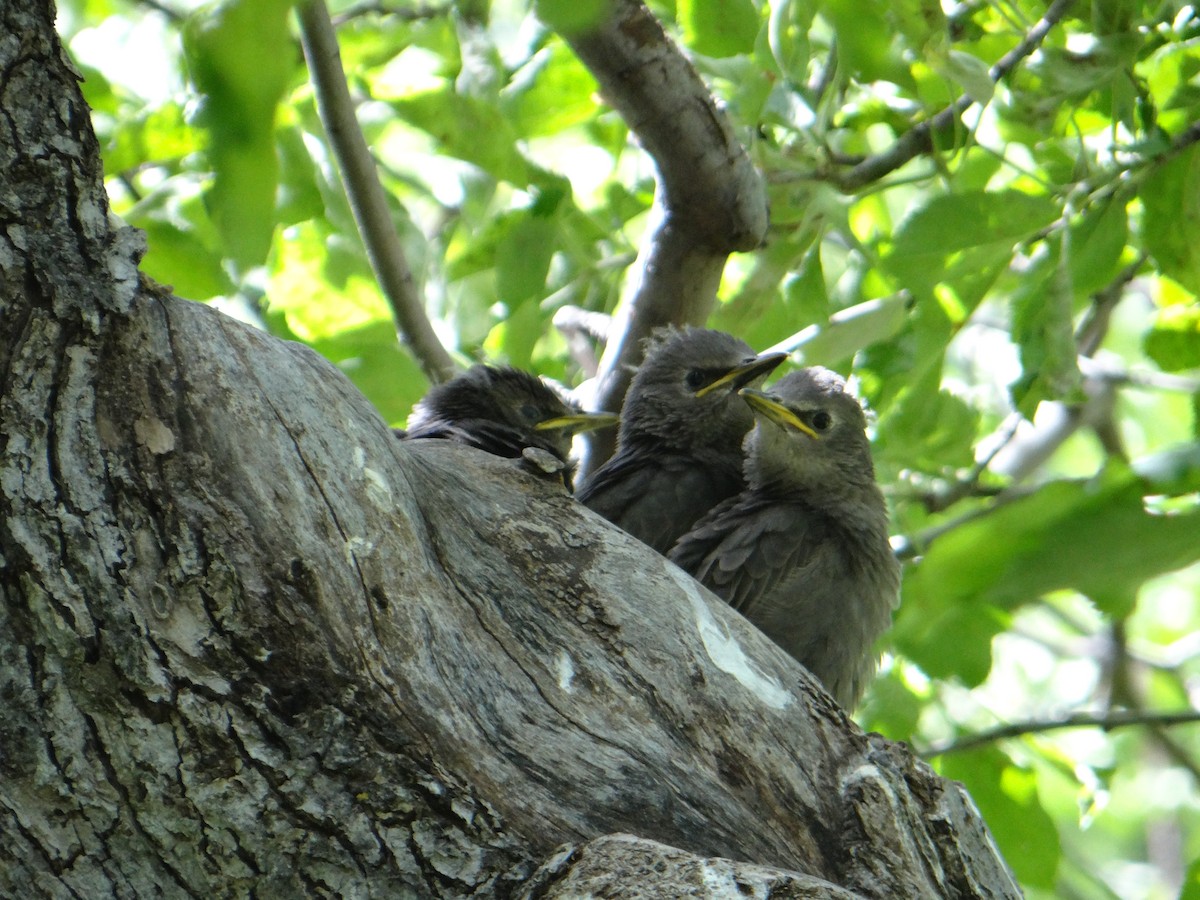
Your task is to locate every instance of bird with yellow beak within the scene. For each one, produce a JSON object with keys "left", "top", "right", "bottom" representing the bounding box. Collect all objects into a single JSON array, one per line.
[
  {"left": 577, "top": 328, "right": 786, "bottom": 553},
  {"left": 669, "top": 367, "right": 899, "bottom": 709}
]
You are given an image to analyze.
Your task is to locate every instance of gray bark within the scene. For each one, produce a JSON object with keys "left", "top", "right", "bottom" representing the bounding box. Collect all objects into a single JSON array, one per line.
[{"left": 0, "top": 3, "right": 1019, "bottom": 897}]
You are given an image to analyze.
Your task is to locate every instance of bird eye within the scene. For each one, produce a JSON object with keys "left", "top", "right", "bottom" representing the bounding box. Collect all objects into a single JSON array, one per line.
[
  {"left": 685, "top": 370, "right": 707, "bottom": 390},
  {"left": 810, "top": 411, "right": 833, "bottom": 431},
  {"left": 520, "top": 404, "right": 541, "bottom": 421}
]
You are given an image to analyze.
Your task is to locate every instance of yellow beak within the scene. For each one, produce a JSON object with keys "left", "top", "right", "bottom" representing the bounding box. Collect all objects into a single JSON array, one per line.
[
  {"left": 739, "top": 388, "right": 819, "bottom": 439},
  {"left": 535, "top": 411, "right": 621, "bottom": 434},
  {"left": 693, "top": 351, "right": 788, "bottom": 398}
]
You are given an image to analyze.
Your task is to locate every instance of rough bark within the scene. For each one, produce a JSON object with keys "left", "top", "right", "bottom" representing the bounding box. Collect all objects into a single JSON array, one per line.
[{"left": 0, "top": 3, "right": 1020, "bottom": 897}]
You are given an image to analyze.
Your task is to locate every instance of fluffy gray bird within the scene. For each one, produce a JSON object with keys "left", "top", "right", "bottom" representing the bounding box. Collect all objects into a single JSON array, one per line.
[
  {"left": 398, "top": 365, "right": 617, "bottom": 484},
  {"left": 576, "top": 328, "right": 786, "bottom": 553},
  {"left": 668, "top": 368, "right": 900, "bottom": 709}
]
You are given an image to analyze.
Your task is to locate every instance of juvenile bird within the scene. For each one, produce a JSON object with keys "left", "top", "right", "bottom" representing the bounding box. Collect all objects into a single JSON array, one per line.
[
  {"left": 398, "top": 365, "right": 617, "bottom": 484},
  {"left": 576, "top": 328, "right": 786, "bottom": 553},
  {"left": 668, "top": 368, "right": 900, "bottom": 709}
]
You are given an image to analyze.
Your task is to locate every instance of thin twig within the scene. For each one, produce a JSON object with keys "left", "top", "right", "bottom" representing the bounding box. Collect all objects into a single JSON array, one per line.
[
  {"left": 1076, "top": 253, "right": 1148, "bottom": 357},
  {"left": 553, "top": 305, "right": 613, "bottom": 378},
  {"left": 1117, "top": 629, "right": 1200, "bottom": 782},
  {"left": 136, "top": 0, "right": 184, "bottom": 23},
  {"left": 922, "top": 709, "right": 1200, "bottom": 758},
  {"left": 894, "top": 412, "right": 1022, "bottom": 518},
  {"left": 806, "top": 39, "right": 838, "bottom": 105},
  {"left": 331, "top": 1, "right": 450, "bottom": 26},
  {"left": 896, "top": 480, "right": 1040, "bottom": 559},
  {"left": 832, "top": 0, "right": 1077, "bottom": 192},
  {"left": 296, "top": 0, "right": 458, "bottom": 384},
  {"left": 1149, "top": 718, "right": 1200, "bottom": 783}
]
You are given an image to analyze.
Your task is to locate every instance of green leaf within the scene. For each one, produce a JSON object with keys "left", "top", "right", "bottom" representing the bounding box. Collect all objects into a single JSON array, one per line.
[
  {"left": 267, "top": 221, "right": 392, "bottom": 342},
  {"left": 305, "top": 320, "right": 429, "bottom": 427},
  {"left": 505, "top": 43, "right": 600, "bottom": 136},
  {"left": 893, "top": 598, "right": 1007, "bottom": 686},
  {"left": 183, "top": 0, "right": 296, "bottom": 269},
  {"left": 1140, "top": 143, "right": 1200, "bottom": 295},
  {"left": 1092, "top": 0, "right": 1139, "bottom": 35},
  {"left": 1065, "top": 197, "right": 1129, "bottom": 298},
  {"left": 276, "top": 123, "right": 325, "bottom": 228},
  {"left": 1181, "top": 855, "right": 1200, "bottom": 900},
  {"left": 855, "top": 666, "right": 923, "bottom": 741},
  {"left": 940, "top": 748, "right": 1061, "bottom": 888},
  {"left": 765, "top": 0, "right": 814, "bottom": 79},
  {"left": 102, "top": 101, "right": 199, "bottom": 175},
  {"left": 76, "top": 62, "right": 117, "bottom": 116},
  {"left": 125, "top": 183, "right": 234, "bottom": 301},
  {"left": 484, "top": 299, "right": 542, "bottom": 371},
  {"left": 1141, "top": 40, "right": 1200, "bottom": 134},
  {"left": 877, "top": 375, "right": 979, "bottom": 470},
  {"left": 713, "top": 234, "right": 822, "bottom": 346},
  {"left": 888, "top": 191, "right": 1058, "bottom": 260},
  {"left": 392, "top": 89, "right": 532, "bottom": 185},
  {"left": 882, "top": 190, "right": 1059, "bottom": 311},
  {"left": 900, "top": 464, "right": 1200, "bottom": 661},
  {"left": 679, "top": 0, "right": 760, "bottom": 58},
  {"left": 136, "top": 219, "right": 235, "bottom": 301},
  {"left": 1031, "top": 42, "right": 1136, "bottom": 97},
  {"left": 853, "top": 293, "right": 952, "bottom": 416},
  {"left": 444, "top": 183, "right": 574, "bottom": 295},
  {"left": 1132, "top": 442, "right": 1200, "bottom": 497},
  {"left": 935, "top": 49, "right": 995, "bottom": 105},
  {"left": 535, "top": 0, "right": 611, "bottom": 34},
  {"left": 496, "top": 212, "right": 559, "bottom": 304},
  {"left": 1144, "top": 300, "right": 1200, "bottom": 372},
  {"left": 1009, "top": 247, "right": 1081, "bottom": 416},
  {"left": 781, "top": 247, "right": 831, "bottom": 332},
  {"left": 821, "top": 0, "right": 911, "bottom": 86}
]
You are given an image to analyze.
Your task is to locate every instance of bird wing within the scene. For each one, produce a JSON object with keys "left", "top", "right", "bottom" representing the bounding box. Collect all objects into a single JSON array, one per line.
[
  {"left": 403, "top": 419, "right": 541, "bottom": 459},
  {"left": 664, "top": 495, "right": 740, "bottom": 574},
  {"left": 578, "top": 450, "right": 743, "bottom": 554},
  {"left": 672, "top": 496, "right": 827, "bottom": 615}
]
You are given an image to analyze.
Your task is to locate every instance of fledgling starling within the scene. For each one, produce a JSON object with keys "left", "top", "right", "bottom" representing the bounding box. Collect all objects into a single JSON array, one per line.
[
  {"left": 668, "top": 368, "right": 900, "bottom": 709},
  {"left": 397, "top": 365, "right": 617, "bottom": 484},
  {"left": 576, "top": 328, "right": 786, "bottom": 553}
]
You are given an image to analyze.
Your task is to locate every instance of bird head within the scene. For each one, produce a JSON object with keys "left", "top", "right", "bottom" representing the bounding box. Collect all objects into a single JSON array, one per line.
[
  {"left": 620, "top": 328, "right": 786, "bottom": 455},
  {"left": 739, "top": 367, "right": 875, "bottom": 494},
  {"left": 407, "top": 365, "right": 616, "bottom": 461}
]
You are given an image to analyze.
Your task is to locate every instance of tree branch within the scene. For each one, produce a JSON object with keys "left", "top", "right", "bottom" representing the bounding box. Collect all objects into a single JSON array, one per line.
[
  {"left": 922, "top": 709, "right": 1200, "bottom": 758},
  {"left": 543, "top": 0, "right": 770, "bottom": 473},
  {"left": 829, "top": 0, "right": 1077, "bottom": 192},
  {"left": 553, "top": 305, "right": 613, "bottom": 378},
  {"left": 1076, "top": 253, "right": 1148, "bottom": 357},
  {"left": 2, "top": 6, "right": 1026, "bottom": 891},
  {"left": 330, "top": 1, "right": 450, "bottom": 25},
  {"left": 296, "top": 0, "right": 459, "bottom": 384}
]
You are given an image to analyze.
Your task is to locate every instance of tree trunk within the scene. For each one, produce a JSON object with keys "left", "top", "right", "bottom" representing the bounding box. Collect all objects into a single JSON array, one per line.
[{"left": 0, "top": 3, "right": 1019, "bottom": 897}]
